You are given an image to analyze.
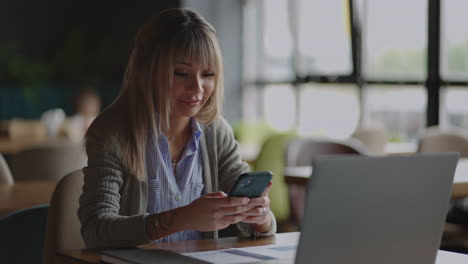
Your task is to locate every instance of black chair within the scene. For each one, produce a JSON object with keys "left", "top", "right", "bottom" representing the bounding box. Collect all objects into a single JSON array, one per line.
[{"left": 0, "top": 204, "right": 49, "bottom": 263}]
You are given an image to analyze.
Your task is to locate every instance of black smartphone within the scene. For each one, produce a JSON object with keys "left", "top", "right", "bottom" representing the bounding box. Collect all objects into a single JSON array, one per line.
[{"left": 228, "top": 171, "right": 273, "bottom": 198}]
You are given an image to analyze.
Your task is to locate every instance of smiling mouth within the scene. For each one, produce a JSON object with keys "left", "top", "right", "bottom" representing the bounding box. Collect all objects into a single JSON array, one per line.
[{"left": 180, "top": 99, "right": 202, "bottom": 106}]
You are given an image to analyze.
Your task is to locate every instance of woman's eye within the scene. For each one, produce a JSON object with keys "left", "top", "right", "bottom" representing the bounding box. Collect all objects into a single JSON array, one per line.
[
  {"left": 203, "top": 73, "right": 216, "bottom": 77},
  {"left": 174, "top": 71, "right": 188, "bottom": 77}
]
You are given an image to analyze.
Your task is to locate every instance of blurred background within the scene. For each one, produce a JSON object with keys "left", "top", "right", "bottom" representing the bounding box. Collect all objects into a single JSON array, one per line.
[{"left": 1, "top": 0, "right": 468, "bottom": 154}]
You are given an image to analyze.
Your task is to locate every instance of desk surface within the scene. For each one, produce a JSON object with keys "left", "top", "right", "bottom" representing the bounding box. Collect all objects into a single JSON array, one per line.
[
  {"left": 55, "top": 232, "right": 468, "bottom": 264},
  {"left": 0, "top": 181, "right": 56, "bottom": 217},
  {"left": 285, "top": 158, "right": 468, "bottom": 199}
]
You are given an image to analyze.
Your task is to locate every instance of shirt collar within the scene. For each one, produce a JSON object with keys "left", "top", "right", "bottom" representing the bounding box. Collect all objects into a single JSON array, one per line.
[{"left": 190, "top": 118, "right": 202, "bottom": 149}]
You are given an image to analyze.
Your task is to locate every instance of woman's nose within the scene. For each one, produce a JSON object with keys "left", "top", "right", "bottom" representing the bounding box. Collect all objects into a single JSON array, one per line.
[{"left": 189, "top": 75, "right": 204, "bottom": 91}]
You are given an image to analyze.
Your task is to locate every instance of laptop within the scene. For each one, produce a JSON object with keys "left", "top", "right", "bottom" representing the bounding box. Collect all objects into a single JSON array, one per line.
[{"left": 294, "top": 153, "right": 458, "bottom": 264}]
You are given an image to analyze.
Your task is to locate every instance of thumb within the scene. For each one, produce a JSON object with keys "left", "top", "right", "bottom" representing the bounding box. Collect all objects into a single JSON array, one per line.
[
  {"left": 261, "top": 181, "right": 273, "bottom": 197},
  {"left": 205, "top": 191, "right": 228, "bottom": 198}
]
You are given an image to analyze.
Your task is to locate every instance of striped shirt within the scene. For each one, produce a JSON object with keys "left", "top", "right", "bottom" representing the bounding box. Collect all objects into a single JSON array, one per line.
[{"left": 146, "top": 118, "right": 204, "bottom": 242}]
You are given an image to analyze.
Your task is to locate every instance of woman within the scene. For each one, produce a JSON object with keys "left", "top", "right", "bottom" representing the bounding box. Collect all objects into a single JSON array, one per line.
[{"left": 78, "top": 8, "right": 276, "bottom": 248}]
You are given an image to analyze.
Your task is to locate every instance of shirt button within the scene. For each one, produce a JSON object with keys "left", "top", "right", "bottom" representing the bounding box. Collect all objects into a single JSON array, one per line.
[{"left": 175, "top": 194, "right": 181, "bottom": 201}]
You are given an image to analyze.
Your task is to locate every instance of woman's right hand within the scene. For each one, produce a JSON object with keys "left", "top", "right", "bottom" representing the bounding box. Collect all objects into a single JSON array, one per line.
[{"left": 180, "top": 192, "right": 253, "bottom": 231}]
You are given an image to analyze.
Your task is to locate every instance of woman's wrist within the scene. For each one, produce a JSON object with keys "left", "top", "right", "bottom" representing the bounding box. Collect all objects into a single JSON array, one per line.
[
  {"left": 145, "top": 207, "right": 187, "bottom": 241},
  {"left": 252, "top": 213, "right": 272, "bottom": 233}
]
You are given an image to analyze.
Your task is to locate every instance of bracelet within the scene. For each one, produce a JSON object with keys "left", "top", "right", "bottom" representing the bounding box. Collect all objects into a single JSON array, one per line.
[
  {"left": 252, "top": 224, "right": 270, "bottom": 239},
  {"left": 153, "top": 214, "right": 160, "bottom": 235}
]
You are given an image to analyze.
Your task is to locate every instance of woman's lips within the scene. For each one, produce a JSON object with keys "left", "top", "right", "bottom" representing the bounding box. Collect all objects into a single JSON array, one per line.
[{"left": 180, "top": 99, "right": 202, "bottom": 106}]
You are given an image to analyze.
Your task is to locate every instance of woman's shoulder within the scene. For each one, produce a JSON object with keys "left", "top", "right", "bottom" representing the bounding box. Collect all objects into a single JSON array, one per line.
[
  {"left": 202, "top": 116, "right": 233, "bottom": 136},
  {"left": 86, "top": 100, "right": 128, "bottom": 142}
]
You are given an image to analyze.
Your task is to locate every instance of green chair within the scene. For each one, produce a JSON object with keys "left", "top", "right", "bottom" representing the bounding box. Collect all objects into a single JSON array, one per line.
[
  {"left": 233, "top": 120, "right": 275, "bottom": 146},
  {"left": 253, "top": 132, "right": 297, "bottom": 224}
]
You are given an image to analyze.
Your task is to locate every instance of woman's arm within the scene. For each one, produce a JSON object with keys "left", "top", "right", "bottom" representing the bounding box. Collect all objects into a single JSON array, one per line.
[{"left": 78, "top": 125, "right": 150, "bottom": 248}]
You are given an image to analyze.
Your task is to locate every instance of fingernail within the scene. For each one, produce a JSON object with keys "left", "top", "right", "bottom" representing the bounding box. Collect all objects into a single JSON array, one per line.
[{"left": 243, "top": 198, "right": 250, "bottom": 204}]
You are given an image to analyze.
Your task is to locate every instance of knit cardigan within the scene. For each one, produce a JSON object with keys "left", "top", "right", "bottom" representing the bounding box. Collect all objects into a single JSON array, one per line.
[{"left": 77, "top": 101, "right": 277, "bottom": 248}]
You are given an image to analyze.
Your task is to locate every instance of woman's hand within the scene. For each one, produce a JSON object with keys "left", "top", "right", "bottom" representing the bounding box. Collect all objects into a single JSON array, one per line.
[
  {"left": 180, "top": 191, "right": 254, "bottom": 231},
  {"left": 240, "top": 181, "right": 273, "bottom": 232}
]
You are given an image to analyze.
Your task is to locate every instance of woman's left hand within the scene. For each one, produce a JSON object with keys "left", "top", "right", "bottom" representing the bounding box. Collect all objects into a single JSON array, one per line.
[{"left": 241, "top": 181, "right": 273, "bottom": 232}]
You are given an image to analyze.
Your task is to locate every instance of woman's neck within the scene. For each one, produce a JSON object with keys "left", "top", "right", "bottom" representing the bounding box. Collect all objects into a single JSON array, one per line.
[{"left": 164, "top": 116, "right": 191, "bottom": 142}]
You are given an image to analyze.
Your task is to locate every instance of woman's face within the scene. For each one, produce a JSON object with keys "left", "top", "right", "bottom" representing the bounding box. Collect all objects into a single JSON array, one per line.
[{"left": 170, "top": 60, "right": 216, "bottom": 120}]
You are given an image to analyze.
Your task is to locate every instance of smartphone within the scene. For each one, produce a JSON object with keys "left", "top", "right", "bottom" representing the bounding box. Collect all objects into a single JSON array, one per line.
[{"left": 228, "top": 171, "right": 273, "bottom": 198}]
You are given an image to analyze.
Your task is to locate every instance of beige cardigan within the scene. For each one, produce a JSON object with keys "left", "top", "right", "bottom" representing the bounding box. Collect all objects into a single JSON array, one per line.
[{"left": 78, "top": 101, "right": 277, "bottom": 248}]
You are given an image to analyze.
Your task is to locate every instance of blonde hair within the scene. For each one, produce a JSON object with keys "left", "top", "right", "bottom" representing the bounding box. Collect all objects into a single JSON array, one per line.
[{"left": 103, "top": 9, "right": 223, "bottom": 179}]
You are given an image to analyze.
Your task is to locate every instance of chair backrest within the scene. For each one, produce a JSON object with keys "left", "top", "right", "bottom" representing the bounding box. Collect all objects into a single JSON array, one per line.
[
  {"left": 11, "top": 141, "right": 87, "bottom": 181},
  {"left": 351, "top": 127, "right": 387, "bottom": 156},
  {"left": 285, "top": 138, "right": 367, "bottom": 167},
  {"left": 0, "top": 204, "right": 49, "bottom": 263},
  {"left": 253, "top": 132, "right": 297, "bottom": 223},
  {"left": 418, "top": 129, "right": 468, "bottom": 157},
  {"left": 43, "top": 169, "right": 85, "bottom": 264},
  {"left": 0, "top": 153, "right": 13, "bottom": 184},
  {"left": 285, "top": 138, "right": 366, "bottom": 225}
]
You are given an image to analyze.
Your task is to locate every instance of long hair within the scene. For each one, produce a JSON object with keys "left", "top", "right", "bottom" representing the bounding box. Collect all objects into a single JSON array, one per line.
[{"left": 102, "top": 9, "right": 223, "bottom": 180}]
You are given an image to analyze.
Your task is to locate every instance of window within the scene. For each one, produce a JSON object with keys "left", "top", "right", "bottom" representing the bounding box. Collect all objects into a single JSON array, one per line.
[
  {"left": 441, "top": 87, "right": 468, "bottom": 130},
  {"left": 298, "top": 84, "right": 359, "bottom": 138},
  {"left": 364, "top": 0, "right": 427, "bottom": 80},
  {"left": 262, "top": 0, "right": 294, "bottom": 80},
  {"left": 297, "top": 0, "right": 352, "bottom": 75},
  {"left": 263, "top": 84, "right": 296, "bottom": 131},
  {"left": 365, "top": 85, "right": 426, "bottom": 145},
  {"left": 441, "top": 0, "right": 468, "bottom": 81}
]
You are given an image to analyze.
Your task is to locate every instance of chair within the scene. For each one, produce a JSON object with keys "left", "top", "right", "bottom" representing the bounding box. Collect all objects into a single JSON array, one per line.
[
  {"left": 11, "top": 141, "right": 87, "bottom": 181},
  {"left": 417, "top": 128, "right": 468, "bottom": 157},
  {"left": 418, "top": 127, "right": 468, "bottom": 252},
  {"left": 253, "top": 132, "right": 297, "bottom": 228},
  {"left": 0, "top": 153, "right": 13, "bottom": 184},
  {"left": 351, "top": 126, "right": 387, "bottom": 156},
  {"left": 43, "top": 169, "right": 85, "bottom": 264},
  {"left": 0, "top": 204, "right": 49, "bottom": 263},
  {"left": 285, "top": 138, "right": 367, "bottom": 225}
]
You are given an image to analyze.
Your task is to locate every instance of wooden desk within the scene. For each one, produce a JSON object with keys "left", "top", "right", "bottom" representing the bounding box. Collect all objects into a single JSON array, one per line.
[
  {"left": 55, "top": 232, "right": 468, "bottom": 264},
  {"left": 55, "top": 233, "right": 298, "bottom": 263},
  {"left": 285, "top": 158, "right": 468, "bottom": 200},
  {"left": 0, "top": 181, "right": 57, "bottom": 217}
]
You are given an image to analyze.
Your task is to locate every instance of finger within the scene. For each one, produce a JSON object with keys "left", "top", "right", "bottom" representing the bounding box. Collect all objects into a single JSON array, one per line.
[
  {"left": 247, "top": 197, "right": 270, "bottom": 206},
  {"left": 221, "top": 214, "right": 248, "bottom": 225},
  {"left": 241, "top": 206, "right": 267, "bottom": 216},
  {"left": 261, "top": 181, "right": 273, "bottom": 197},
  {"left": 241, "top": 215, "right": 268, "bottom": 224},
  {"left": 205, "top": 191, "right": 228, "bottom": 198},
  {"left": 217, "top": 197, "right": 250, "bottom": 207},
  {"left": 218, "top": 204, "right": 254, "bottom": 215}
]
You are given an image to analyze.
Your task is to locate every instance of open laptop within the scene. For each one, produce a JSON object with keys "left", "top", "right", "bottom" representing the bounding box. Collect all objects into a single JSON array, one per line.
[
  {"left": 183, "top": 153, "right": 459, "bottom": 264},
  {"left": 294, "top": 153, "right": 458, "bottom": 264}
]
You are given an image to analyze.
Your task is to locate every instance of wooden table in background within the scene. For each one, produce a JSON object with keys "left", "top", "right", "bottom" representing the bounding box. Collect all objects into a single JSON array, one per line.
[{"left": 0, "top": 181, "right": 57, "bottom": 217}]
